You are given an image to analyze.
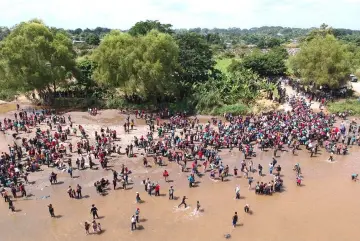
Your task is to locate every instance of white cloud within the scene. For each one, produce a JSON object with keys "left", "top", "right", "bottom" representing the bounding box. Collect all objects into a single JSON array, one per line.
[{"left": 0, "top": 0, "right": 359, "bottom": 29}]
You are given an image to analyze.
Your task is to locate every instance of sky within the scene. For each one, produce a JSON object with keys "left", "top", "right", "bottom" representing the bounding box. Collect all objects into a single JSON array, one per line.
[{"left": 1, "top": 0, "right": 360, "bottom": 30}]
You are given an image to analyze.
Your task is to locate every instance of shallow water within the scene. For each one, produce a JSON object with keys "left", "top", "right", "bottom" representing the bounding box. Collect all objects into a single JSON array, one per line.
[{"left": 0, "top": 110, "right": 359, "bottom": 241}]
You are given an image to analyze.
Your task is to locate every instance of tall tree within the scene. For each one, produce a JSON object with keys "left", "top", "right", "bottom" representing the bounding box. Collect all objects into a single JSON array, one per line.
[
  {"left": 305, "top": 23, "right": 334, "bottom": 42},
  {"left": 229, "top": 47, "right": 288, "bottom": 77},
  {"left": 290, "top": 34, "right": 353, "bottom": 88},
  {"left": 92, "top": 30, "right": 179, "bottom": 102},
  {"left": 175, "top": 32, "right": 216, "bottom": 86},
  {"left": 74, "top": 57, "right": 96, "bottom": 89},
  {"left": 85, "top": 33, "right": 100, "bottom": 45},
  {"left": 0, "top": 19, "right": 76, "bottom": 100},
  {"left": 74, "top": 28, "right": 83, "bottom": 35},
  {"left": 128, "top": 20, "right": 173, "bottom": 36},
  {"left": 0, "top": 27, "right": 10, "bottom": 41}
]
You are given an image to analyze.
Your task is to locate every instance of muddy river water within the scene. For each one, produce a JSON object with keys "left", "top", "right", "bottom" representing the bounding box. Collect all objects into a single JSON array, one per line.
[{"left": 0, "top": 109, "right": 359, "bottom": 241}]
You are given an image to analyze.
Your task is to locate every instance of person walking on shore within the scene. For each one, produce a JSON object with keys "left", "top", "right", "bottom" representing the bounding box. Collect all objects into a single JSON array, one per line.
[
  {"left": 131, "top": 215, "right": 137, "bottom": 231},
  {"left": 232, "top": 212, "right": 238, "bottom": 228},
  {"left": 135, "top": 208, "right": 140, "bottom": 223},
  {"left": 178, "top": 196, "right": 187, "bottom": 208},
  {"left": 8, "top": 198, "right": 15, "bottom": 212},
  {"left": 90, "top": 204, "right": 99, "bottom": 219},
  {"left": 235, "top": 186, "right": 240, "bottom": 199},
  {"left": 48, "top": 204, "right": 55, "bottom": 217},
  {"left": 84, "top": 222, "right": 90, "bottom": 234},
  {"left": 169, "top": 186, "right": 174, "bottom": 200}
]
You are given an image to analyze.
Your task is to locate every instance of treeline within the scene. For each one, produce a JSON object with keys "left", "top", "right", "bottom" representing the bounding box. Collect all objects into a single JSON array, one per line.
[
  {"left": 0, "top": 20, "right": 359, "bottom": 115},
  {"left": 3, "top": 22, "right": 360, "bottom": 46}
]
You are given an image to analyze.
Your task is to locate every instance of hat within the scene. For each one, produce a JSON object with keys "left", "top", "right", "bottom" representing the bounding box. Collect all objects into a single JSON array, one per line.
[{"left": 136, "top": 192, "right": 139, "bottom": 194}]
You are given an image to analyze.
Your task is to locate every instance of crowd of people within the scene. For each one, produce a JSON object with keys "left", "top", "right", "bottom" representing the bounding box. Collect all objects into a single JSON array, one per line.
[{"left": 0, "top": 93, "right": 355, "bottom": 235}]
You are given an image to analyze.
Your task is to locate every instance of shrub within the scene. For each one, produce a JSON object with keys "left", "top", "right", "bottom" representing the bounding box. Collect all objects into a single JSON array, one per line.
[
  {"left": 212, "top": 103, "right": 250, "bottom": 116},
  {"left": 0, "top": 89, "right": 17, "bottom": 101},
  {"left": 327, "top": 99, "right": 360, "bottom": 115}
]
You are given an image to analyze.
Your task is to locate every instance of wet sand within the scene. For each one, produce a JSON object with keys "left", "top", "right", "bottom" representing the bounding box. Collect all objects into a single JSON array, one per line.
[{"left": 0, "top": 109, "right": 359, "bottom": 241}]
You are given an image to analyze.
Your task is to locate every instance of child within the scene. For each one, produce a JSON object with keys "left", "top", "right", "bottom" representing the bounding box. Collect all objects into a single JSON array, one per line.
[
  {"left": 351, "top": 174, "right": 358, "bottom": 181},
  {"left": 135, "top": 208, "right": 140, "bottom": 223},
  {"left": 84, "top": 222, "right": 90, "bottom": 234},
  {"left": 8, "top": 199, "right": 15, "bottom": 212},
  {"left": 233, "top": 167, "right": 238, "bottom": 177},
  {"left": 136, "top": 192, "right": 141, "bottom": 203},
  {"left": 244, "top": 204, "right": 250, "bottom": 213},
  {"left": 328, "top": 151, "right": 334, "bottom": 162},
  {"left": 196, "top": 201, "right": 201, "bottom": 212},
  {"left": 97, "top": 223, "right": 102, "bottom": 233},
  {"left": 210, "top": 170, "right": 215, "bottom": 179},
  {"left": 296, "top": 176, "right": 302, "bottom": 186},
  {"left": 248, "top": 177, "right": 253, "bottom": 190},
  {"left": 92, "top": 220, "right": 98, "bottom": 233}
]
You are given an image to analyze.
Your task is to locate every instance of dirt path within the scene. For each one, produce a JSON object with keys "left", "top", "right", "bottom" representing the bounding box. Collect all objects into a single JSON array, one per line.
[{"left": 278, "top": 83, "right": 325, "bottom": 112}]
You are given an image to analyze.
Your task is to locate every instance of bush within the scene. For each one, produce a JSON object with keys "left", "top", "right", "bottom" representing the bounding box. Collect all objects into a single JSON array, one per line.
[
  {"left": 106, "top": 98, "right": 126, "bottom": 109},
  {"left": 212, "top": 103, "right": 250, "bottom": 116},
  {"left": 106, "top": 97, "right": 195, "bottom": 113},
  {"left": 0, "top": 89, "right": 17, "bottom": 101},
  {"left": 105, "top": 97, "right": 154, "bottom": 110},
  {"left": 327, "top": 99, "right": 360, "bottom": 115},
  {"left": 52, "top": 97, "right": 104, "bottom": 109}
]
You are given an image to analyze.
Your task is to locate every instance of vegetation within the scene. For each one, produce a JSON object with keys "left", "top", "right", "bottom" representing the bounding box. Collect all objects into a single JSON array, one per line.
[
  {"left": 290, "top": 34, "right": 353, "bottom": 88},
  {"left": 194, "top": 67, "right": 261, "bottom": 113},
  {"left": 128, "top": 20, "right": 174, "bottom": 36},
  {"left": 0, "top": 19, "right": 76, "bottom": 102},
  {"left": 92, "top": 30, "right": 179, "bottom": 102},
  {"left": 85, "top": 33, "right": 100, "bottom": 46},
  {"left": 1, "top": 20, "right": 360, "bottom": 115},
  {"left": 229, "top": 47, "right": 288, "bottom": 77},
  {"left": 215, "top": 58, "right": 234, "bottom": 74},
  {"left": 175, "top": 32, "right": 217, "bottom": 89},
  {"left": 327, "top": 99, "right": 360, "bottom": 115}
]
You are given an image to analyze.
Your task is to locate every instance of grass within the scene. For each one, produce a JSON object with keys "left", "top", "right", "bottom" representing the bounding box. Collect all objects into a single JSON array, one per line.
[
  {"left": 215, "top": 58, "right": 234, "bottom": 74},
  {"left": 211, "top": 103, "right": 250, "bottom": 116},
  {"left": 327, "top": 99, "right": 360, "bottom": 115}
]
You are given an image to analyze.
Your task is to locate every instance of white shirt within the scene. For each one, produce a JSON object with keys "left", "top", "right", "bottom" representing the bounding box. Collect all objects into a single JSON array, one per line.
[{"left": 131, "top": 217, "right": 136, "bottom": 223}]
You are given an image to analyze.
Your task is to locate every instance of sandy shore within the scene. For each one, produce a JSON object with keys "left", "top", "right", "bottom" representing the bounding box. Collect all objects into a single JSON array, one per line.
[{"left": 0, "top": 108, "right": 359, "bottom": 241}]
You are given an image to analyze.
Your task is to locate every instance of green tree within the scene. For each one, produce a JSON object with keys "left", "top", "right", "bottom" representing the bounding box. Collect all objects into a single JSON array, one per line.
[
  {"left": 85, "top": 33, "right": 100, "bottom": 45},
  {"left": 194, "top": 67, "right": 261, "bottom": 112},
  {"left": 257, "top": 37, "right": 282, "bottom": 49},
  {"left": 175, "top": 32, "right": 216, "bottom": 86},
  {"left": 92, "top": 30, "right": 179, "bottom": 102},
  {"left": 305, "top": 23, "right": 334, "bottom": 42},
  {"left": 74, "top": 57, "right": 96, "bottom": 88},
  {"left": 0, "top": 27, "right": 10, "bottom": 41},
  {"left": 128, "top": 20, "right": 173, "bottom": 36},
  {"left": 290, "top": 34, "right": 353, "bottom": 88},
  {"left": 0, "top": 20, "right": 76, "bottom": 100},
  {"left": 229, "top": 47, "right": 288, "bottom": 77},
  {"left": 74, "top": 28, "right": 83, "bottom": 35}
]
